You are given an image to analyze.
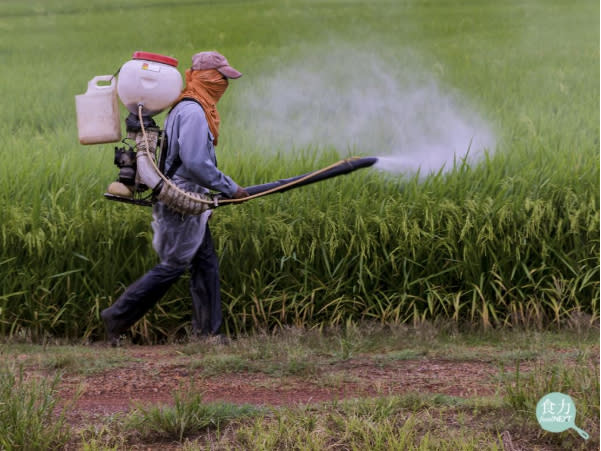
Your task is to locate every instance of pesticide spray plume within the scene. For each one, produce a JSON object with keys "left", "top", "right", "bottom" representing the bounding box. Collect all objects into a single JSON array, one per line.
[{"left": 232, "top": 41, "right": 497, "bottom": 176}]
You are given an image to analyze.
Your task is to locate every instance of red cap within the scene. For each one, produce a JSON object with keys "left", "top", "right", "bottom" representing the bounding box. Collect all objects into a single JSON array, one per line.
[{"left": 132, "top": 51, "right": 178, "bottom": 67}]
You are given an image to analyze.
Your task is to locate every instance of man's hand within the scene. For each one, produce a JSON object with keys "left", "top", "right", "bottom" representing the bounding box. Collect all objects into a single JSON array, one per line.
[{"left": 232, "top": 186, "right": 250, "bottom": 199}]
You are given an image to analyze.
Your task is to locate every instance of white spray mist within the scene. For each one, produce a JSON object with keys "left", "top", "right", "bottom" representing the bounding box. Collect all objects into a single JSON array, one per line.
[{"left": 231, "top": 43, "right": 496, "bottom": 175}]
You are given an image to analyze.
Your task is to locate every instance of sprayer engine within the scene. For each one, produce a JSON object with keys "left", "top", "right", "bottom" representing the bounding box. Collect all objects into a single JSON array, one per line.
[
  {"left": 113, "top": 147, "right": 136, "bottom": 187},
  {"left": 107, "top": 114, "right": 161, "bottom": 198},
  {"left": 107, "top": 108, "right": 215, "bottom": 215}
]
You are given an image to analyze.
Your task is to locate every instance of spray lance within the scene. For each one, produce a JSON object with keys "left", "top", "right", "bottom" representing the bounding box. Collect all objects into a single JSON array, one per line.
[{"left": 75, "top": 51, "right": 377, "bottom": 214}]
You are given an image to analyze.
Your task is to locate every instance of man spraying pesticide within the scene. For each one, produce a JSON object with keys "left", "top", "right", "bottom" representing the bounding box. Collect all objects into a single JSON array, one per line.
[{"left": 75, "top": 50, "right": 377, "bottom": 346}]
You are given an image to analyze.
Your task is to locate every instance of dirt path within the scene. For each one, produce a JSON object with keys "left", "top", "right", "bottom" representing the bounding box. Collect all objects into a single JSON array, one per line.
[{"left": 57, "top": 345, "right": 500, "bottom": 420}]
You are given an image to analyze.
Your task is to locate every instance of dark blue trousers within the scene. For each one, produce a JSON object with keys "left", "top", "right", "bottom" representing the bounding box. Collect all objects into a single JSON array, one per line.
[{"left": 101, "top": 226, "right": 222, "bottom": 337}]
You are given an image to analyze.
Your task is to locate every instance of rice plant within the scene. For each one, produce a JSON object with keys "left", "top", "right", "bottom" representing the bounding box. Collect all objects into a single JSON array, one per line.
[{"left": 0, "top": 0, "right": 597, "bottom": 341}]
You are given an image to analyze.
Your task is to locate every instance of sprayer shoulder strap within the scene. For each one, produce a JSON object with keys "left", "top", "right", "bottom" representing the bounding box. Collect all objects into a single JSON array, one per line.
[
  {"left": 165, "top": 154, "right": 182, "bottom": 179},
  {"left": 158, "top": 131, "right": 169, "bottom": 173},
  {"left": 179, "top": 97, "right": 205, "bottom": 112},
  {"left": 157, "top": 131, "right": 181, "bottom": 179}
]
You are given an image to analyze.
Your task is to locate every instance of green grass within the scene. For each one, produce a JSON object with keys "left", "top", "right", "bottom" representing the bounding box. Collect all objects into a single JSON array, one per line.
[
  {"left": 0, "top": 343, "right": 133, "bottom": 374},
  {"left": 0, "top": 364, "right": 73, "bottom": 450},
  {"left": 226, "top": 396, "right": 507, "bottom": 451},
  {"left": 124, "top": 392, "right": 261, "bottom": 442},
  {"left": 0, "top": 0, "right": 598, "bottom": 341},
  {"left": 502, "top": 352, "right": 600, "bottom": 424},
  {"left": 499, "top": 356, "right": 600, "bottom": 451},
  {"left": 182, "top": 321, "right": 599, "bottom": 364},
  {"left": 87, "top": 393, "right": 501, "bottom": 450}
]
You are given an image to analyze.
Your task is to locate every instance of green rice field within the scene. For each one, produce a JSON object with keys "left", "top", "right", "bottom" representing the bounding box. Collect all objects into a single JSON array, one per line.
[{"left": 0, "top": 0, "right": 598, "bottom": 342}]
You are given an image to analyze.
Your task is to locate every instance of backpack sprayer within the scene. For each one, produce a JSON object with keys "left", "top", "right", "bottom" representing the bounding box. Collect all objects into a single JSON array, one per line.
[{"left": 75, "top": 51, "right": 377, "bottom": 214}]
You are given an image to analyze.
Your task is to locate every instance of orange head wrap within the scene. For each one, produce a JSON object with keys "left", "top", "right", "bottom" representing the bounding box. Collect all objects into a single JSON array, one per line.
[{"left": 176, "top": 69, "right": 228, "bottom": 145}]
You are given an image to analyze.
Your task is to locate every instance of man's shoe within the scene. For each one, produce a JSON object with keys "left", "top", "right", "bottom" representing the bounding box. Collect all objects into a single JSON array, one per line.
[
  {"left": 101, "top": 309, "right": 121, "bottom": 347},
  {"left": 107, "top": 334, "right": 121, "bottom": 348}
]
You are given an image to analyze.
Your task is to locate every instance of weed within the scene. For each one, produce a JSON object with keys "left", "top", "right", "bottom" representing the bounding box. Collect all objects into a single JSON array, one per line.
[
  {"left": 125, "top": 391, "right": 262, "bottom": 442},
  {"left": 501, "top": 354, "right": 600, "bottom": 449},
  {"left": 0, "top": 364, "right": 72, "bottom": 450},
  {"left": 231, "top": 396, "right": 502, "bottom": 450}
]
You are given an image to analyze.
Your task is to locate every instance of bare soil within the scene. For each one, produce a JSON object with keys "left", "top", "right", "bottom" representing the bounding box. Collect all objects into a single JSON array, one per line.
[{"left": 57, "top": 344, "right": 500, "bottom": 424}]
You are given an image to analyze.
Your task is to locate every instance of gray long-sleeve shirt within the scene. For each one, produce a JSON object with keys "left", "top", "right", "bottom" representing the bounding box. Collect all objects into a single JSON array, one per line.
[
  {"left": 151, "top": 99, "right": 238, "bottom": 268},
  {"left": 163, "top": 100, "right": 238, "bottom": 197}
]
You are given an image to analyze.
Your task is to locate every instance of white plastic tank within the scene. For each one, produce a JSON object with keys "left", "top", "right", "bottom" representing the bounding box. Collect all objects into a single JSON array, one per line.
[
  {"left": 75, "top": 75, "right": 122, "bottom": 145},
  {"left": 117, "top": 51, "right": 183, "bottom": 117}
]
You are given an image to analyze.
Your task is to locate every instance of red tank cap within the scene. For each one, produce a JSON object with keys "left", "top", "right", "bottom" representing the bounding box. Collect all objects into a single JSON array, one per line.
[{"left": 132, "top": 51, "right": 178, "bottom": 67}]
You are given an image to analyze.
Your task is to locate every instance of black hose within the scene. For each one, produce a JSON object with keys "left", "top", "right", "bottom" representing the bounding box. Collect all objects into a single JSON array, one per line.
[{"left": 217, "top": 156, "right": 378, "bottom": 202}]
